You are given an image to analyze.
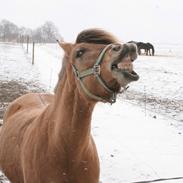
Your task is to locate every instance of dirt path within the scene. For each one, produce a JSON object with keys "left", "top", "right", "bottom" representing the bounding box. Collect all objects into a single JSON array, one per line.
[
  {"left": 0, "top": 80, "right": 45, "bottom": 120},
  {"left": 121, "top": 89, "right": 183, "bottom": 123}
]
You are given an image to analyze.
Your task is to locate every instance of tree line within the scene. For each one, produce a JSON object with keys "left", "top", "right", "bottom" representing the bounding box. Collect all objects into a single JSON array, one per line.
[{"left": 0, "top": 19, "right": 62, "bottom": 43}]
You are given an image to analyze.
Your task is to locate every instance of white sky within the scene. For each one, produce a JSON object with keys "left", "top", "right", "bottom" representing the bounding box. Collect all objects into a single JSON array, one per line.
[{"left": 0, "top": 0, "right": 183, "bottom": 43}]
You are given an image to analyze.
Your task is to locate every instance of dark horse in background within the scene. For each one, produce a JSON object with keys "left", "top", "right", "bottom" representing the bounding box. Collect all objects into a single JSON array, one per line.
[{"left": 128, "top": 41, "right": 155, "bottom": 56}]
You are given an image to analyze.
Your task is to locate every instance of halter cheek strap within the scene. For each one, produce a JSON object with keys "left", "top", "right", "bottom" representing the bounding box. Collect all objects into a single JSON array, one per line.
[{"left": 72, "top": 44, "right": 117, "bottom": 104}]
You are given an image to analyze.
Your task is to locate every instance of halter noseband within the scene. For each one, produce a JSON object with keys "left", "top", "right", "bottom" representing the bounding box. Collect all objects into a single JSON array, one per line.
[{"left": 72, "top": 44, "right": 117, "bottom": 104}]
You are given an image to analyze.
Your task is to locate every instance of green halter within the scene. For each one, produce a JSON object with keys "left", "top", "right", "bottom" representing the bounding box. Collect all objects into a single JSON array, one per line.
[{"left": 72, "top": 44, "right": 117, "bottom": 104}]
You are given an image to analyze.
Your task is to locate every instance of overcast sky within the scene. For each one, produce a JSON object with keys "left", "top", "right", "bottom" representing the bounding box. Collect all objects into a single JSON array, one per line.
[{"left": 1, "top": 0, "right": 183, "bottom": 43}]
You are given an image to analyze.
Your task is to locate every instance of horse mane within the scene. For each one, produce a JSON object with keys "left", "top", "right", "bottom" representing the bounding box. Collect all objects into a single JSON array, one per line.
[
  {"left": 54, "top": 29, "right": 118, "bottom": 93},
  {"left": 76, "top": 28, "right": 118, "bottom": 44},
  {"left": 54, "top": 55, "right": 67, "bottom": 93}
]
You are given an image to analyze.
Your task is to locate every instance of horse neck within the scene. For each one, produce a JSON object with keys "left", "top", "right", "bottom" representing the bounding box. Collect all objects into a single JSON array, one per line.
[{"left": 49, "top": 74, "right": 96, "bottom": 152}]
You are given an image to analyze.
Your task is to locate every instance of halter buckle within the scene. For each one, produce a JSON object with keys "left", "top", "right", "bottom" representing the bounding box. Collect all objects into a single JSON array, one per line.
[{"left": 93, "top": 65, "right": 100, "bottom": 75}]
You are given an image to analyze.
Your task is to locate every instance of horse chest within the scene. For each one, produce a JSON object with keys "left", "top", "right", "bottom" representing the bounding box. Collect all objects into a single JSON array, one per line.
[
  {"left": 52, "top": 154, "right": 99, "bottom": 183},
  {"left": 39, "top": 160, "right": 99, "bottom": 183}
]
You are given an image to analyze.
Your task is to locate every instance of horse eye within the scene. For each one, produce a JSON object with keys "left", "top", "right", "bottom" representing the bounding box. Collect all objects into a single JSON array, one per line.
[{"left": 76, "top": 49, "right": 85, "bottom": 58}]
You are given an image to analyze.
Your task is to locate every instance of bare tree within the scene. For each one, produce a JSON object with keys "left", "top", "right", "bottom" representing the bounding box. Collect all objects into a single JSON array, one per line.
[
  {"left": 0, "top": 19, "right": 19, "bottom": 42},
  {"left": 32, "top": 27, "right": 42, "bottom": 43},
  {"left": 19, "top": 27, "right": 33, "bottom": 43},
  {"left": 32, "top": 21, "right": 61, "bottom": 43},
  {"left": 0, "top": 24, "right": 3, "bottom": 40},
  {"left": 42, "top": 21, "right": 61, "bottom": 42},
  {"left": 0, "top": 19, "right": 62, "bottom": 43}
]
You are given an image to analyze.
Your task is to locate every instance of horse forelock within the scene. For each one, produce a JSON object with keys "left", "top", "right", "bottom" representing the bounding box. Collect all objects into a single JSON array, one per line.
[{"left": 75, "top": 28, "right": 118, "bottom": 45}]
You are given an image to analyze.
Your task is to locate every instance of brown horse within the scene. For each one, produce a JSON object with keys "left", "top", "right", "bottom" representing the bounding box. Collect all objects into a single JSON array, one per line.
[{"left": 0, "top": 29, "right": 139, "bottom": 183}]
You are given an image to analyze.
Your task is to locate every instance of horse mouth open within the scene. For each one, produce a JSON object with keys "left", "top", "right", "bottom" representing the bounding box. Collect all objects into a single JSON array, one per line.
[
  {"left": 111, "top": 62, "right": 139, "bottom": 81},
  {"left": 110, "top": 55, "right": 139, "bottom": 86}
]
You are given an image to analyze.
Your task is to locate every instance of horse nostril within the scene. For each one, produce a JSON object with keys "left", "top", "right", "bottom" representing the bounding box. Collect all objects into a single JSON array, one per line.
[{"left": 112, "top": 45, "right": 121, "bottom": 52}]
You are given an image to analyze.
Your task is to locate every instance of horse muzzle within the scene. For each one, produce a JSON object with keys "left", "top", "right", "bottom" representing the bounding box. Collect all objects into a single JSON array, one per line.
[{"left": 110, "top": 43, "right": 139, "bottom": 83}]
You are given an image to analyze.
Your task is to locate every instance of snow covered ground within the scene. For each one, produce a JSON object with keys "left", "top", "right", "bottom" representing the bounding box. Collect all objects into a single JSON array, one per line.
[
  {"left": 0, "top": 42, "right": 183, "bottom": 182},
  {"left": 0, "top": 43, "right": 45, "bottom": 91}
]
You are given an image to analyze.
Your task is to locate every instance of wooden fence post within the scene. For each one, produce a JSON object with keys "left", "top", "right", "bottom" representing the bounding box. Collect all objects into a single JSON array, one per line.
[
  {"left": 26, "top": 36, "right": 29, "bottom": 53},
  {"left": 32, "top": 42, "right": 35, "bottom": 65},
  {"left": 20, "top": 35, "right": 23, "bottom": 47}
]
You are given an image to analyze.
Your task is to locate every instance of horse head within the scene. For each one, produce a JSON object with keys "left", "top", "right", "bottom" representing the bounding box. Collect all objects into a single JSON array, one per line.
[{"left": 58, "top": 29, "right": 139, "bottom": 103}]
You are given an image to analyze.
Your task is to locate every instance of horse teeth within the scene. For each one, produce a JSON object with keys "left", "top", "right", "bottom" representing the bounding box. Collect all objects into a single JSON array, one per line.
[{"left": 117, "top": 63, "right": 123, "bottom": 69}]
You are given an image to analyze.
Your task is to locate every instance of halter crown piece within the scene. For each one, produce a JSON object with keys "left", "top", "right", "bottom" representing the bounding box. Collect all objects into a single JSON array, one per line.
[{"left": 72, "top": 44, "right": 117, "bottom": 104}]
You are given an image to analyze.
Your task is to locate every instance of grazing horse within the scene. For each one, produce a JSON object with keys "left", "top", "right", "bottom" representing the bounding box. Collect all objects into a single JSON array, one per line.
[
  {"left": 0, "top": 29, "right": 139, "bottom": 183},
  {"left": 128, "top": 41, "right": 155, "bottom": 56},
  {"left": 146, "top": 42, "right": 155, "bottom": 56},
  {"left": 136, "top": 42, "right": 149, "bottom": 55}
]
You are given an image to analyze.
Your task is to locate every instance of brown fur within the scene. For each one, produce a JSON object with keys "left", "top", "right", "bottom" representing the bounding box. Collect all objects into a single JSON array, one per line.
[{"left": 0, "top": 29, "right": 137, "bottom": 183}]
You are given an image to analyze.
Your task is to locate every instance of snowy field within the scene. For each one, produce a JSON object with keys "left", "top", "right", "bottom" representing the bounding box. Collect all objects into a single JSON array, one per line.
[{"left": 0, "top": 42, "right": 183, "bottom": 182}]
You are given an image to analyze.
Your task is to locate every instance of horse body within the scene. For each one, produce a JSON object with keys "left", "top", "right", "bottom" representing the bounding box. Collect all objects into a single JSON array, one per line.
[
  {"left": 128, "top": 41, "right": 155, "bottom": 56},
  {"left": 0, "top": 93, "right": 54, "bottom": 183},
  {"left": 0, "top": 91, "right": 99, "bottom": 183},
  {"left": 0, "top": 29, "right": 139, "bottom": 183}
]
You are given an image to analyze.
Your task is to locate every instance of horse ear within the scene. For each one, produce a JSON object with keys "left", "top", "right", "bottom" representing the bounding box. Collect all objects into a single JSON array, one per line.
[{"left": 57, "top": 40, "right": 73, "bottom": 56}]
